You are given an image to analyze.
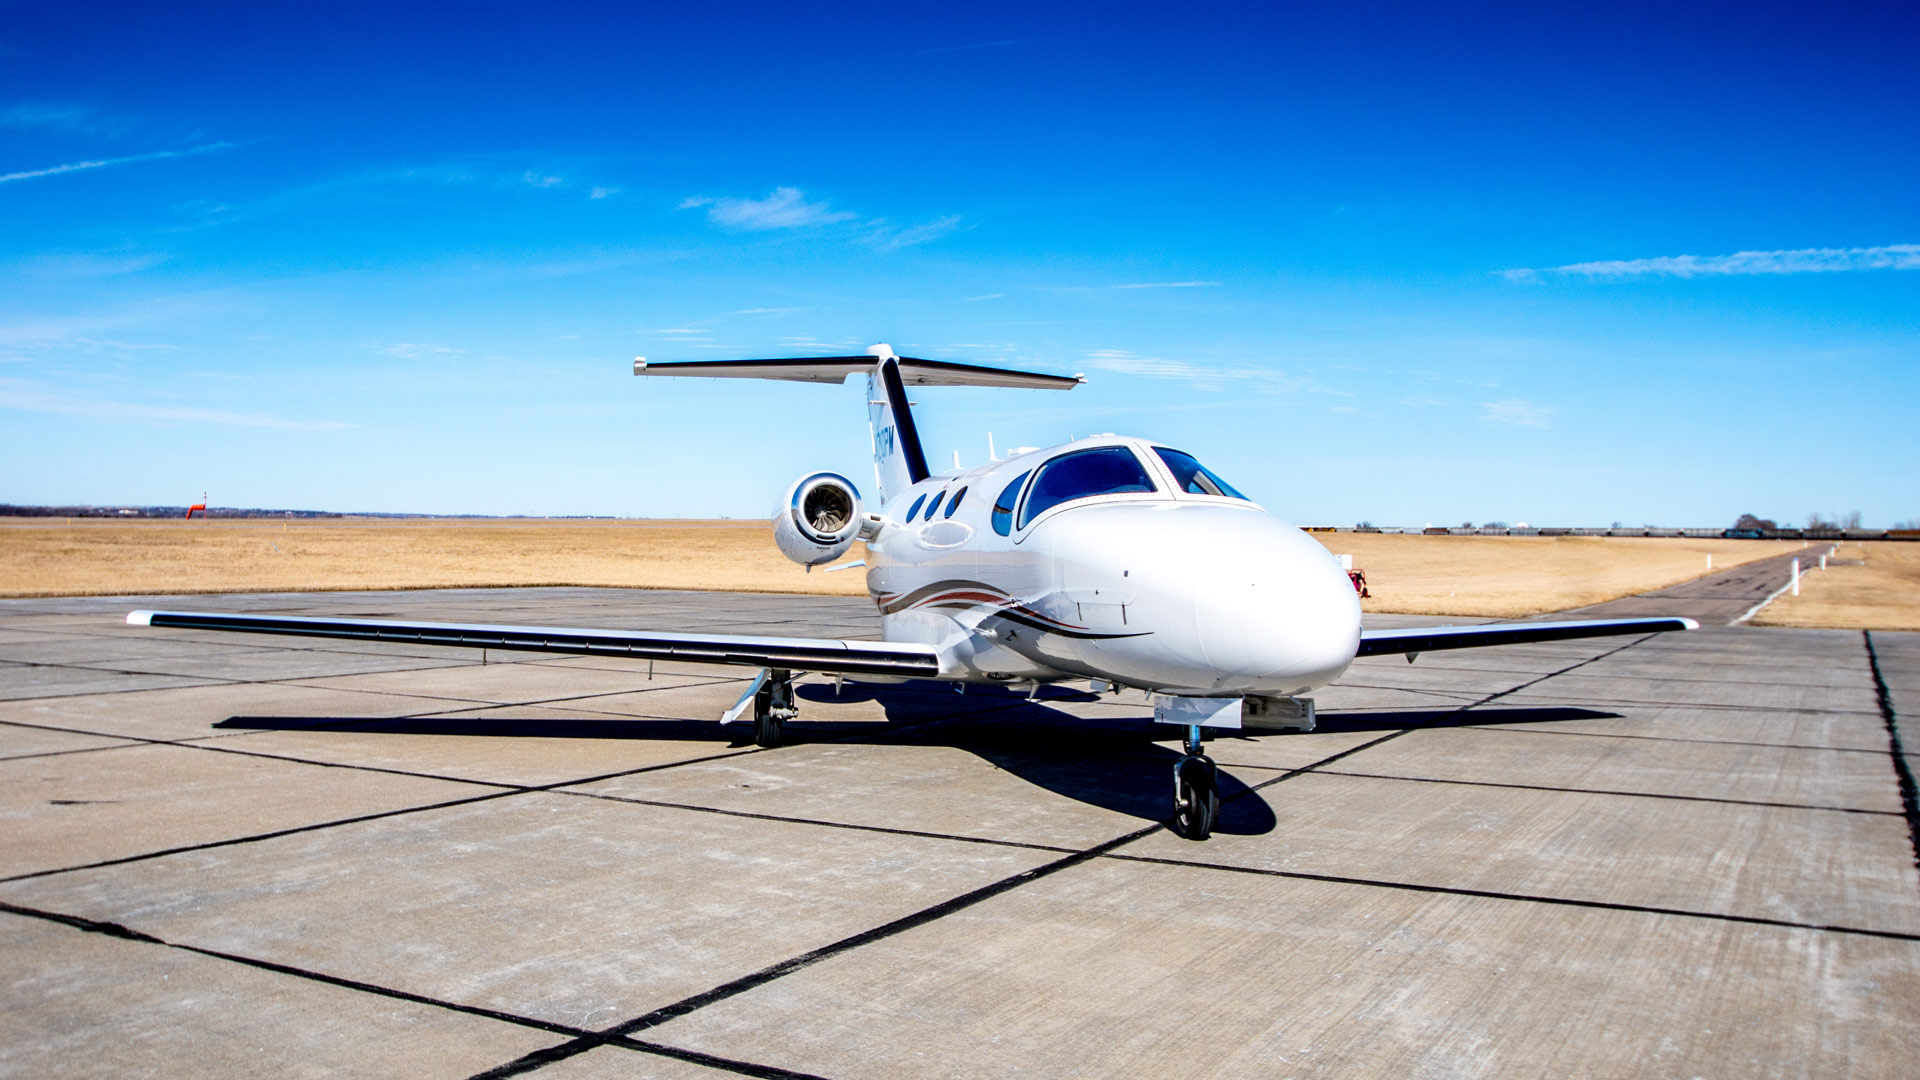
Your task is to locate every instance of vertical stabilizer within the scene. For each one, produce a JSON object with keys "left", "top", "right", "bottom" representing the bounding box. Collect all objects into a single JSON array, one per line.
[{"left": 865, "top": 344, "right": 928, "bottom": 502}]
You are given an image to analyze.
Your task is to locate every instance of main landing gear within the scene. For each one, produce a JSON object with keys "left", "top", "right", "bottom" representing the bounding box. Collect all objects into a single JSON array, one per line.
[
  {"left": 1173, "top": 724, "right": 1219, "bottom": 841},
  {"left": 752, "top": 668, "right": 798, "bottom": 747}
]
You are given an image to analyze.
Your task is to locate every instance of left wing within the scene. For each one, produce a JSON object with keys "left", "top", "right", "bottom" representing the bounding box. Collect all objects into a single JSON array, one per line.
[
  {"left": 126, "top": 610, "right": 940, "bottom": 677},
  {"left": 1357, "top": 616, "right": 1697, "bottom": 657}
]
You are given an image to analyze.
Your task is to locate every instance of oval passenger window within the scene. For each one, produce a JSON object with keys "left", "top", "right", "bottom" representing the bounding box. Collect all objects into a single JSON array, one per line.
[
  {"left": 990, "top": 473, "right": 1030, "bottom": 536},
  {"left": 906, "top": 494, "right": 926, "bottom": 521},
  {"left": 924, "top": 491, "right": 945, "bottom": 520},
  {"left": 945, "top": 486, "right": 967, "bottom": 517}
]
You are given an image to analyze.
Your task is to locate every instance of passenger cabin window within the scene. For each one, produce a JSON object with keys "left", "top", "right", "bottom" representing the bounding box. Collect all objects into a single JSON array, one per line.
[
  {"left": 1153, "top": 447, "right": 1248, "bottom": 500},
  {"left": 990, "top": 473, "right": 1030, "bottom": 536},
  {"left": 906, "top": 494, "right": 926, "bottom": 521},
  {"left": 945, "top": 486, "right": 967, "bottom": 518},
  {"left": 924, "top": 491, "right": 945, "bottom": 520},
  {"left": 1019, "top": 447, "right": 1157, "bottom": 528}
]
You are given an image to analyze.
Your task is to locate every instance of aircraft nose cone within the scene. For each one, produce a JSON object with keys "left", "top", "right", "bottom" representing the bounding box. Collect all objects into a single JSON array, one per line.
[{"left": 1193, "top": 515, "right": 1360, "bottom": 692}]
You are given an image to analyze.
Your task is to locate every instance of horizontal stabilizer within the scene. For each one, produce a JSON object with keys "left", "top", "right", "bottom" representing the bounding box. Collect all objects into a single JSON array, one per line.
[
  {"left": 1356, "top": 616, "right": 1697, "bottom": 657},
  {"left": 634, "top": 355, "right": 1081, "bottom": 390},
  {"left": 126, "top": 610, "right": 941, "bottom": 677}
]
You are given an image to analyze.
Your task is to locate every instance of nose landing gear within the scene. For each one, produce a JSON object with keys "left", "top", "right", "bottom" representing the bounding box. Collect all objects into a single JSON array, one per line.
[{"left": 1173, "top": 724, "right": 1219, "bottom": 840}]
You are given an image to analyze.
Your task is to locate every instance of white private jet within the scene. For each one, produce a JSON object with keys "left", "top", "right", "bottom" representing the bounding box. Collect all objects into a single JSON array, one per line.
[{"left": 128, "top": 345, "right": 1694, "bottom": 838}]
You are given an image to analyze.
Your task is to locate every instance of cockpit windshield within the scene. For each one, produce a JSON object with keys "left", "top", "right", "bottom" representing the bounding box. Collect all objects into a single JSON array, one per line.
[
  {"left": 1153, "top": 447, "right": 1248, "bottom": 500},
  {"left": 1019, "top": 446, "right": 1158, "bottom": 527}
]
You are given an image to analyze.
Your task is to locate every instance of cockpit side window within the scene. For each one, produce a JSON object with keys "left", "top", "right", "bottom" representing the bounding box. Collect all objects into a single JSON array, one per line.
[
  {"left": 906, "top": 494, "right": 926, "bottom": 521},
  {"left": 1019, "top": 447, "right": 1157, "bottom": 528},
  {"left": 990, "top": 473, "right": 1030, "bottom": 536},
  {"left": 945, "top": 486, "right": 967, "bottom": 517},
  {"left": 1152, "top": 447, "right": 1248, "bottom": 500}
]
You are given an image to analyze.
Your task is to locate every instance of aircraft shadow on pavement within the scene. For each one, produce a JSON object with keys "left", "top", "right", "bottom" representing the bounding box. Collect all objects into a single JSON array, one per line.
[{"left": 215, "top": 687, "right": 1616, "bottom": 838}]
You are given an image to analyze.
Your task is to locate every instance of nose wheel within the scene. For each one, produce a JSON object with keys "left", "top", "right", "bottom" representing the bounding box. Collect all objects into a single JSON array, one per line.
[{"left": 1173, "top": 724, "right": 1219, "bottom": 840}]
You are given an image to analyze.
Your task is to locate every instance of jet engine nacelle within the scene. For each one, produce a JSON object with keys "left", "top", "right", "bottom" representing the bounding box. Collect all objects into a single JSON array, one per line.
[{"left": 772, "top": 472, "right": 862, "bottom": 567}]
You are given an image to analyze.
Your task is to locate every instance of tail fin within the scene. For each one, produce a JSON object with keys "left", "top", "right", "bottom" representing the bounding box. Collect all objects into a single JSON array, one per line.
[{"left": 635, "top": 344, "right": 1080, "bottom": 503}]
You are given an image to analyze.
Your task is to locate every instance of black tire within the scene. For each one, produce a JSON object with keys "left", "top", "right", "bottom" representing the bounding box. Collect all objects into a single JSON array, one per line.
[
  {"left": 753, "top": 711, "right": 783, "bottom": 747},
  {"left": 1176, "top": 757, "right": 1218, "bottom": 840},
  {"left": 752, "top": 682, "right": 783, "bottom": 747}
]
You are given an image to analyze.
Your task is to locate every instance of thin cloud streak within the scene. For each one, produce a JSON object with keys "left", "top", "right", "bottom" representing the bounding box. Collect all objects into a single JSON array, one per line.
[
  {"left": 1084, "top": 349, "right": 1346, "bottom": 396},
  {"left": 872, "top": 214, "right": 963, "bottom": 250},
  {"left": 1110, "top": 280, "right": 1220, "bottom": 289},
  {"left": 0, "top": 142, "right": 236, "bottom": 184},
  {"left": 1480, "top": 399, "right": 1551, "bottom": 428},
  {"left": 1503, "top": 244, "right": 1920, "bottom": 280},
  {"left": 0, "top": 378, "right": 350, "bottom": 430},
  {"left": 680, "top": 187, "right": 856, "bottom": 230}
]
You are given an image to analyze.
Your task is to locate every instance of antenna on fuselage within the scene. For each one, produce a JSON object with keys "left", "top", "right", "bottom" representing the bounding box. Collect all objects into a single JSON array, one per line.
[{"left": 987, "top": 432, "right": 997, "bottom": 460}]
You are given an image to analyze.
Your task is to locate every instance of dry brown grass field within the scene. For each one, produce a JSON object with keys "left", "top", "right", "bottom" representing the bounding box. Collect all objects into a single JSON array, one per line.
[
  {"left": 1317, "top": 532, "right": 1794, "bottom": 617},
  {"left": 0, "top": 518, "right": 1802, "bottom": 619},
  {"left": 1752, "top": 541, "right": 1920, "bottom": 631},
  {"left": 0, "top": 518, "right": 873, "bottom": 599}
]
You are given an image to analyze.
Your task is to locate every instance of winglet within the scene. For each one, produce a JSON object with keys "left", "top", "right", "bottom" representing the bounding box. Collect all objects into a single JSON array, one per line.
[{"left": 126, "top": 610, "right": 154, "bottom": 626}]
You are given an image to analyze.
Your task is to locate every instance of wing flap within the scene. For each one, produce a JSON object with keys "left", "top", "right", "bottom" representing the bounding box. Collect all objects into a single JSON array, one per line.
[
  {"left": 1356, "top": 616, "right": 1698, "bottom": 657},
  {"left": 127, "top": 610, "right": 941, "bottom": 677}
]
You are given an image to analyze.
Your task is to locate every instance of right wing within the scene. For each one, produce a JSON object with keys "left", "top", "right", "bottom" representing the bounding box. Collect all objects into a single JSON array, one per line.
[
  {"left": 1357, "top": 616, "right": 1697, "bottom": 657},
  {"left": 126, "top": 610, "right": 940, "bottom": 677}
]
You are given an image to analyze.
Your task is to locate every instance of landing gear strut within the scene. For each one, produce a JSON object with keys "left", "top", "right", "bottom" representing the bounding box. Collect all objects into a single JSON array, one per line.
[
  {"left": 1173, "top": 724, "right": 1218, "bottom": 840},
  {"left": 753, "top": 668, "right": 797, "bottom": 748}
]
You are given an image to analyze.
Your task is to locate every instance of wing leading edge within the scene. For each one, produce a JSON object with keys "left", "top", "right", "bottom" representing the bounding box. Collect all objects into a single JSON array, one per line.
[
  {"left": 1357, "top": 616, "right": 1698, "bottom": 657},
  {"left": 126, "top": 610, "right": 941, "bottom": 677}
]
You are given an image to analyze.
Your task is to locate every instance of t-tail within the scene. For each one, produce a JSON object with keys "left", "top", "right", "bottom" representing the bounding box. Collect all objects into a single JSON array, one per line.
[{"left": 633, "top": 344, "right": 1080, "bottom": 502}]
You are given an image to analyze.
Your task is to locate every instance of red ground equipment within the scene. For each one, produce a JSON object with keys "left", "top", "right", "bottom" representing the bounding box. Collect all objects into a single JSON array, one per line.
[{"left": 1347, "top": 569, "right": 1369, "bottom": 597}]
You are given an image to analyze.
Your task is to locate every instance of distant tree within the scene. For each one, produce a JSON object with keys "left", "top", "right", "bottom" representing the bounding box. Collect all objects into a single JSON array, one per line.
[
  {"left": 1610, "top": 520, "right": 1623, "bottom": 529},
  {"left": 1356, "top": 520, "right": 1374, "bottom": 528},
  {"left": 1895, "top": 518, "right": 1920, "bottom": 530},
  {"left": 1460, "top": 521, "right": 1474, "bottom": 529},
  {"left": 1841, "top": 510, "right": 1862, "bottom": 529},
  {"left": 1484, "top": 520, "right": 1508, "bottom": 529},
  {"left": 1733, "top": 513, "right": 1777, "bottom": 530}
]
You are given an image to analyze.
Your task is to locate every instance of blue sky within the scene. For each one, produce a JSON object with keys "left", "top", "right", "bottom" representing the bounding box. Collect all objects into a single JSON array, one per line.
[{"left": 3, "top": 2, "right": 1915, "bottom": 525}]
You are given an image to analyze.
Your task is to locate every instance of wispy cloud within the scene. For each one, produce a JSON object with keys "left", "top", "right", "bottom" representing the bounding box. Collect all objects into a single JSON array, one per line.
[
  {"left": 1503, "top": 244, "right": 1920, "bottom": 281},
  {"left": 960, "top": 292, "right": 1004, "bottom": 302},
  {"left": 0, "top": 378, "right": 349, "bottom": 430},
  {"left": 733, "top": 307, "right": 809, "bottom": 315},
  {"left": 1084, "top": 349, "right": 1346, "bottom": 396},
  {"left": 1480, "top": 399, "right": 1552, "bottom": 427},
  {"left": 680, "top": 187, "right": 856, "bottom": 230},
  {"left": 870, "top": 214, "right": 964, "bottom": 250},
  {"left": 1, "top": 102, "right": 130, "bottom": 138},
  {"left": 9, "top": 252, "right": 167, "bottom": 278},
  {"left": 678, "top": 187, "right": 963, "bottom": 249},
  {"left": 0, "top": 141, "right": 235, "bottom": 184},
  {"left": 523, "top": 171, "right": 564, "bottom": 188},
  {"left": 381, "top": 343, "right": 463, "bottom": 360},
  {"left": 924, "top": 37, "right": 1046, "bottom": 54},
  {"left": 589, "top": 186, "right": 619, "bottom": 199},
  {"left": 1109, "top": 280, "right": 1220, "bottom": 290}
]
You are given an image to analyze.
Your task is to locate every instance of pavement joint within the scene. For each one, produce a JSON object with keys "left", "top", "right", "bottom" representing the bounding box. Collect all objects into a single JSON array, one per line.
[
  {"left": 0, "top": 900, "right": 821, "bottom": 1080},
  {"left": 465, "top": 823, "right": 1168, "bottom": 1079},
  {"left": 556, "top": 788, "right": 1084, "bottom": 855},
  {"left": 1864, "top": 631, "right": 1920, "bottom": 883},
  {"left": 1310, "top": 768, "right": 1904, "bottom": 816},
  {"left": 1098, "top": 854, "right": 1920, "bottom": 943}
]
